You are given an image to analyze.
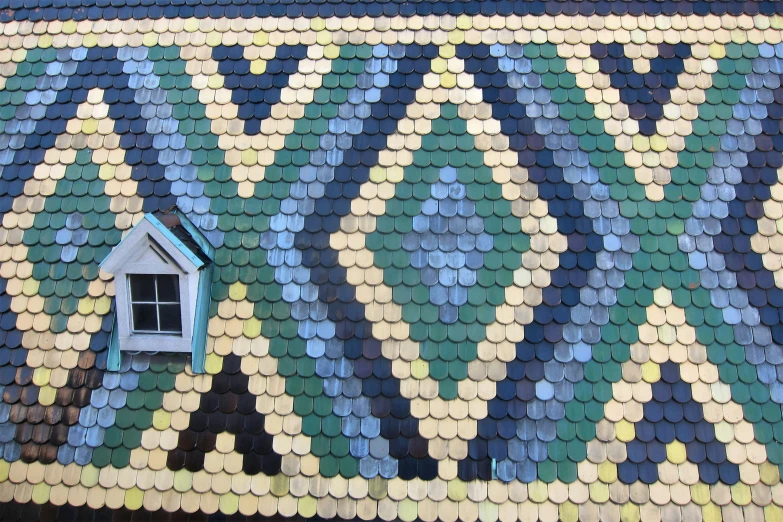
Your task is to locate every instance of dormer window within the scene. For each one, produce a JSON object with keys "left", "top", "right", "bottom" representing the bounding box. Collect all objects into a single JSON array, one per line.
[
  {"left": 129, "top": 274, "right": 182, "bottom": 334},
  {"left": 100, "top": 210, "right": 214, "bottom": 373}
]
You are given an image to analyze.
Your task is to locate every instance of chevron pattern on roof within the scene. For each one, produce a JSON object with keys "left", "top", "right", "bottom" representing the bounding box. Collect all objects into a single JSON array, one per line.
[{"left": 0, "top": 11, "right": 782, "bottom": 522}]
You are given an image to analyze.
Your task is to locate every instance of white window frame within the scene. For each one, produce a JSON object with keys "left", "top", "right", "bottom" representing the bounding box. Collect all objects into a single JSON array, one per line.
[{"left": 128, "top": 274, "right": 183, "bottom": 335}]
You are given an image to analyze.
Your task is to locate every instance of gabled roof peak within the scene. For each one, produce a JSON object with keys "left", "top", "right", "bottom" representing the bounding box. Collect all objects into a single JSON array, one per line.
[{"left": 100, "top": 211, "right": 212, "bottom": 275}]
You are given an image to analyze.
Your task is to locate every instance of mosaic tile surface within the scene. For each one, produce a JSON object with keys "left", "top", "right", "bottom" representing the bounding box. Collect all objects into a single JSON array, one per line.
[
  {"left": 0, "top": 9, "right": 782, "bottom": 522},
  {"left": 0, "top": 0, "right": 781, "bottom": 21}
]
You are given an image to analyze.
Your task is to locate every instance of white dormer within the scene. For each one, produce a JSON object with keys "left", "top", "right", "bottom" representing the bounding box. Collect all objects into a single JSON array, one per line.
[{"left": 100, "top": 210, "right": 214, "bottom": 373}]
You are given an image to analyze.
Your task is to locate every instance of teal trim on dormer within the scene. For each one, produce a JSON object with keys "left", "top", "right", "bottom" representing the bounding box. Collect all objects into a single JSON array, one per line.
[
  {"left": 171, "top": 209, "right": 214, "bottom": 375},
  {"left": 143, "top": 213, "right": 206, "bottom": 269}
]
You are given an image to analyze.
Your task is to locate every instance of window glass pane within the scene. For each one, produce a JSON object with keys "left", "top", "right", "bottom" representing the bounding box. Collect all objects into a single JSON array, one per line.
[
  {"left": 156, "top": 275, "right": 180, "bottom": 302},
  {"left": 130, "top": 274, "right": 156, "bottom": 302},
  {"left": 132, "top": 304, "right": 158, "bottom": 331},
  {"left": 158, "top": 304, "right": 182, "bottom": 333}
]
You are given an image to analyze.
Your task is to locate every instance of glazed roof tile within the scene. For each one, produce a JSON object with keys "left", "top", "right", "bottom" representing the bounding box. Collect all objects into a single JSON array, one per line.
[{"left": 0, "top": 5, "right": 782, "bottom": 522}]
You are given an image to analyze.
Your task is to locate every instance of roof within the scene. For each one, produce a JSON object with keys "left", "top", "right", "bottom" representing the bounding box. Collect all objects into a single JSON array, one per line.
[
  {"left": 0, "top": 0, "right": 779, "bottom": 21},
  {"left": 0, "top": 6, "right": 782, "bottom": 522}
]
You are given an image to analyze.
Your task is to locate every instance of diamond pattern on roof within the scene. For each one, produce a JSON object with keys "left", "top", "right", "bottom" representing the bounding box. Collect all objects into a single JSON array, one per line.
[{"left": 0, "top": 11, "right": 780, "bottom": 522}]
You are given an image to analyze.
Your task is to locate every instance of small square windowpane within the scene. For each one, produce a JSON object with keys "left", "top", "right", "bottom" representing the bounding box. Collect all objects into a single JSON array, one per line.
[
  {"left": 130, "top": 274, "right": 156, "bottom": 302},
  {"left": 132, "top": 304, "right": 158, "bottom": 331},
  {"left": 129, "top": 274, "right": 182, "bottom": 334},
  {"left": 156, "top": 275, "right": 179, "bottom": 302},
  {"left": 159, "top": 304, "right": 182, "bottom": 333}
]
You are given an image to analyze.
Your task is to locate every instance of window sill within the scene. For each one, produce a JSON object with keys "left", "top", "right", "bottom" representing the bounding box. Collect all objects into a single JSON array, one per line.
[{"left": 119, "top": 334, "right": 193, "bottom": 353}]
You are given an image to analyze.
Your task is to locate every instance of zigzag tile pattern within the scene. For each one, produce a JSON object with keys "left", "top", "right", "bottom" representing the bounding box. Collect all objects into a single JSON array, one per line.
[{"left": 0, "top": 11, "right": 780, "bottom": 522}]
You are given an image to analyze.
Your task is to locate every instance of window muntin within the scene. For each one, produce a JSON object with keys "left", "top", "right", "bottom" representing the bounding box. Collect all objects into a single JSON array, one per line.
[{"left": 129, "top": 274, "right": 182, "bottom": 334}]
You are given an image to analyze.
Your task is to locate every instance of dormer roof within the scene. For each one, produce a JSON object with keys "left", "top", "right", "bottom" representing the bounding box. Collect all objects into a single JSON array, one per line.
[{"left": 99, "top": 211, "right": 211, "bottom": 275}]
